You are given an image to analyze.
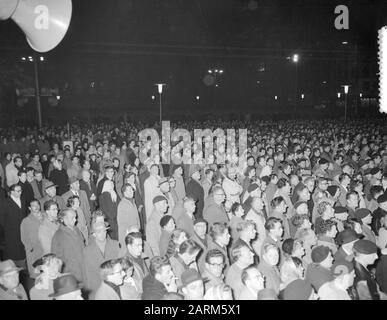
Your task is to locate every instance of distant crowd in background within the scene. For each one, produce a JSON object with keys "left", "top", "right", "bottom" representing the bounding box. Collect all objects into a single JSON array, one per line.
[{"left": 0, "top": 119, "right": 387, "bottom": 300}]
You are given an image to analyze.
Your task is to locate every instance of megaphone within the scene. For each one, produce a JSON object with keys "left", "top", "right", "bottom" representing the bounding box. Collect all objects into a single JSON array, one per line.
[{"left": 0, "top": 0, "right": 72, "bottom": 52}]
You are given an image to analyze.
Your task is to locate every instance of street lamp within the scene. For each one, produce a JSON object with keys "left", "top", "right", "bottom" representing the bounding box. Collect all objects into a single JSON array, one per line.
[
  {"left": 21, "top": 54, "right": 45, "bottom": 128},
  {"left": 274, "top": 95, "right": 278, "bottom": 100},
  {"left": 196, "top": 96, "right": 200, "bottom": 100},
  {"left": 342, "top": 85, "right": 350, "bottom": 122},
  {"left": 301, "top": 93, "right": 304, "bottom": 99},
  {"left": 359, "top": 93, "right": 362, "bottom": 98},
  {"left": 208, "top": 68, "right": 224, "bottom": 109},
  {"left": 291, "top": 54, "right": 299, "bottom": 112},
  {"left": 337, "top": 92, "right": 341, "bottom": 99},
  {"left": 155, "top": 83, "right": 166, "bottom": 125}
]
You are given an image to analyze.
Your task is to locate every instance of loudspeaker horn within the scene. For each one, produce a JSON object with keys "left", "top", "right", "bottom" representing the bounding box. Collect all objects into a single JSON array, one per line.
[{"left": 0, "top": 0, "right": 72, "bottom": 52}]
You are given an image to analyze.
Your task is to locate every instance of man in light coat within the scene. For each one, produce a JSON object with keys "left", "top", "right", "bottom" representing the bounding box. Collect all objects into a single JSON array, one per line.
[
  {"left": 117, "top": 184, "right": 141, "bottom": 248},
  {"left": 95, "top": 259, "right": 125, "bottom": 300},
  {"left": 144, "top": 164, "right": 161, "bottom": 221}
]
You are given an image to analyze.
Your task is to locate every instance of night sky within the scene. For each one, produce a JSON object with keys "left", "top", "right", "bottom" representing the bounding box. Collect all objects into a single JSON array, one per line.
[{"left": 0, "top": 0, "right": 386, "bottom": 121}]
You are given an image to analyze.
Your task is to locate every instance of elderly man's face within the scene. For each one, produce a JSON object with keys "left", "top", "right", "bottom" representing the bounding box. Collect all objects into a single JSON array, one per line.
[
  {"left": 107, "top": 264, "right": 125, "bottom": 286},
  {"left": 183, "top": 279, "right": 204, "bottom": 300}
]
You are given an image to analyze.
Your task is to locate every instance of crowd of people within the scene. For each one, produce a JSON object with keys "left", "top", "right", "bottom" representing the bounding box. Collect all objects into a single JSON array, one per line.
[{"left": 0, "top": 118, "right": 387, "bottom": 300}]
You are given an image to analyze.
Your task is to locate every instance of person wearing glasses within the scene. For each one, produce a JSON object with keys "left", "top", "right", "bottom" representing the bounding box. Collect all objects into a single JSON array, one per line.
[
  {"left": 0, "top": 184, "right": 27, "bottom": 269},
  {"left": 202, "top": 249, "right": 226, "bottom": 292},
  {"left": 95, "top": 259, "right": 126, "bottom": 300}
]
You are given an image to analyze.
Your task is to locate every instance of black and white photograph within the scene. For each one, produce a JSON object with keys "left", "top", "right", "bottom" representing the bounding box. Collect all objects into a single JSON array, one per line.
[{"left": 0, "top": 0, "right": 387, "bottom": 304}]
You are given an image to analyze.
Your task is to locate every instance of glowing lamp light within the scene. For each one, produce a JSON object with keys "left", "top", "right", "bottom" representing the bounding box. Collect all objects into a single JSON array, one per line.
[
  {"left": 343, "top": 85, "right": 349, "bottom": 94},
  {"left": 337, "top": 93, "right": 341, "bottom": 98},
  {"left": 292, "top": 54, "right": 299, "bottom": 63},
  {"left": 274, "top": 95, "right": 278, "bottom": 100}
]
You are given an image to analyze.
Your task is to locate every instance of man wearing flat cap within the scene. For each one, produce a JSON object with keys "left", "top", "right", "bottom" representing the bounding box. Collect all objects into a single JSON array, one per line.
[
  {"left": 62, "top": 176, "right": 91, "bottom": 228},
  {"left": 305, "top": 245, "right": 334, "bottom": 293},
  {"left": 353, "top": 239, "right": 387, "bottom": 300},
  {"left": 0, "top": 260, "right": 28, "bottom": 300},
  {"left": 146, "top": 195, "right": 168, "bottom": 257},
  {"left": 334, "top": 229, "right": 360, "bottom": 263},
  {"left": 180, "top": 269, "right": 205, "bottom": 300},
  {"left": 39, "top": 180, "right": 65, "bottom": 211},
  {"left": 354, "top": 208, "right": 376, "bottom": 243}
]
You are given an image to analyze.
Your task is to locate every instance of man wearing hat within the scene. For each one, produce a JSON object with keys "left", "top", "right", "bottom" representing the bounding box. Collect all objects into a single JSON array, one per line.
[
  {"left": 305, "top": 245, "right": 334, "bottom": 293},
  {"left": 353, "top": 239, "right": 387, "bottom": 300},
  {"left": 186, "top": 165, "right": 204, "bottom": 219},
  {"left": 176, "top": 197, "right": 196, "bottom": 238},
  {"left": 180, "top": 269, "right": 205, "bottom": 300},
  {"left": 0, "top": 260, "right": 28, "bottom": 300},
  {"left": 354, "top": 208, "right": 376, "bottom": 243},
  {"left": 146, "top": 195, "right": 168, "bottom": 257},
  {"left": 62, "top": 176, "right": 91, "bottom": 228},
  {"left": 48, "top": 274, "right": 83, "bottom": 300},
  {"left": 318, "top": 260, "right": 355, "bottom": 300},
  {"left": 334, "top": 229, "right": 360, "bottom": 263},
  {"left": 39, "top": 180, "right": 65, "bottom": 211},
  {"left": 203, "top": 186, "right": 228, "bottom": 226},
  {"left": 333, "top": 206, "right": 349, "bottom": 232},
  {"left": 82, "top": 219, "right": 120, "bottom": 299}
]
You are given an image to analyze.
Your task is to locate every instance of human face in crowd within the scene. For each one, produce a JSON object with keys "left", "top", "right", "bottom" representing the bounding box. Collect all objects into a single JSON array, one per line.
[
  {"left": 206, "top": 255, "right": 225, "bottom": 278},
  {"left": 277, "top": 200, "right": 288, "bottom": 214},
  {"left": 305, "top": 180, "right": 315, "bottom": 193},
  {"left": 299, "top": 188, "right": 310, "bottom": 201},
  {"left": 35, "top": 172, "right": 43, "bottom": 182},
  {"left": 157, "top": 264, "right": 175, "bottom": 285},
  {"left": 323, "top": 204, "right": 335, "bottom": 219},
  {"left": 246, "top": 268, "right": 265, "bottom": 292},
  {"left": 160, "top": 181, "right": 170, "bottom": 193},
  {"left": 362, "top": 214, "right": 372, "bottom": 226},
  {"left": 106, "top": 168, "right": 114, "bottom": 180},
  {"left": 174, "top": 166, "right": 183, "bottom": 177},
  {"left": 0, "top": 270, "right": 20, "bottom": 291},
  {"left": 156, "top": 200, "right": 168, "bottom": 214},
  {"left": 213, "top": 189, "right": 225, "bottom": 204},
  {"left": 175, "top": 232, "right": 188, "bottom": 246},
  {"left": 283, "top": 182, "right": 292, "bottom": 195},
  {"left": 63, "top": 210, "right": 77, "bottom": 228},
  {"left": 46, "top": 185, "right": 57, "bottom": 198},
  {"left": 42, "top": 258, "right": 62, "bottom": 279},
  {"left": 321, "top": 252, "right": 334, "bottom": 269},
  {"left": 192, "top": 171, "right": 201, "bottom": 181},
  {"left": 244, "top": 225, "right": 257, "bottom": 240},
  {"left": 183, "top": 280, "right": 204, "bottom": 300},
  {"left": 46, "top": 204, "right": 58, "bottom": 221},
  {"left": 263, "top": 247, "right": 280, "bottom": 266},
  {"left": 218, "top": 229, "right": 231, "bottom": 247},
  {"left": 342, "top": 270, "right": 355, "bottom": 289},
  {"left": 335, "top": 211, "right": 349, "bottom": 221},
  {"left": 29, "top": 201, "right": 42, "bottom": 219},
  {"left": 72, "top": 197, "right": 80, "bottom": 209},
  {"left": 296, "top": 203, "right": 309, "bottom": 215},
  {"left": 93, "top": 226, "right": 107, "bottom": 242},
  {"left": 150, "top": 165, "right": 159, "bottom": 176},
  {"left": 71, "top": 180, "right": 80, "bottom": 191},
  {"left": 165, "top": 219, "right": 176, "bottom": 233},
  {"left": 194, "top": 222, "right": 207, "bottom": 239},
  {"left": 108, "top": 263, "right": 126, "bottom": 286},
  {"left": 15, "top": 158, "right": 23, "bottom": 168},
  {"left": 124, "top": 186, "right": 134, "bottom": 198},
  {"left": 56, "top": 289, "right": 83, "bottom": 300},
  {"left": 271, "top": 222, "right": 284, "bottom": 240},
  {"left": 128, "top": 238, "right": 143, "bottom": 258},
  {"left": 82, "top": 170, "right": 91, "bottom": 182},
  {"left": 239, "top": 247, "right": 254, "bottom": 266},
  {"left": 347, "top": 194, "right": 359, "bottom": 209},
  {"left": 169, "top": 178, "right": 176, "bottom": 189},
  {"left": 327, "top": 225, "right": 338, "bottom": 238},
  {"left": 11, "top": 186, "right": 22, "bottom": 199},
  {"left": 361, "top": 253, "right": 379, "bottom": 266},
  {"left": 235, "top": 205, "right": 245, "bottom": 218},
  {"left": 293, "top": 241, "right": 305, "bottom": 258},
  {"left": 181, "top": 250, "right": 199, "bottom": 266},
  {"left": 252, "top": 198, "right": 264, "bottom": 212},
  {"left": 318, "top": 180, "right": 329, "bottom": 191}
]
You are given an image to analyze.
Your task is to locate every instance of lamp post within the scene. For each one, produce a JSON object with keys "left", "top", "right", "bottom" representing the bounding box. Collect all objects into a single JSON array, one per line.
[
  {"left": 208, "top": 69, "right": 223, "bottom": 109},
  {"left": 21, "top": 53, "right": 44, "bottom": 128},
  {"left": 342, "top": 85, "right": 350, "bottom": 122},
  {"left": 155, "top": 83, "right": 166, "bottom": 125},
  {"left": 292, "top": 54, "right": 299, "bottom": 113}
]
